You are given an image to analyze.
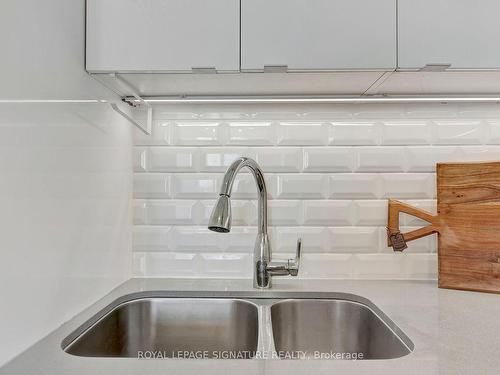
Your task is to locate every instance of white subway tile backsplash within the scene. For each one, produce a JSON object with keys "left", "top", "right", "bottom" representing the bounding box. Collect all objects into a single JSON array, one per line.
[
  {"left": 329, "top": 227, "right": 380, "bottom": 253},
  {"left": 303, "top": 147, "right": 354, "bottom": 172},
  {"left": 133, "top": 104, "right": 498, "bottom": 280},
  {"left": 355, "top": 147, "right": 407, "bottom": 172},
  {"left": 133, "top": 147, "right": 148, "bottom": 172},
  {"left": 406, "top": 146, "right": 459, "bottom": 172},
  {"left": 133, "top": 174, "right": 170, "bottom": 198},
  {"left": 227, "top": 122, "right": 276, "bottom": 145},
  {"left": 133, "top": 252, "right": 199, "bottom": 277},
  {"left": 198, "top": 148, "right": 252, "bottom": 172},
  {"left": 171, "top": 174, "right": 219, "bottom": 198},
  {"left": 303, "top": 200, "right": 353, "bottom": 226},
  {"left": 147, "top": 200, "right": 198, "bottom": 225},
  {"left": 329, "top": 174, "right": 381, "bottom": 199},
  {"left": 267, "top": 200, "right": 303, "bottom": 226},
  {"left": 277, "top": 174, "right": 328, "bottom": 199},
  {"left": 133, "top": 226, "right": 171, "bottom": 251},
  {"left": 489, "top": 120, "right": 500, "bottom": 144},
  {"left": 133, "top": 200, "right": 147, "bottom": 225},
  {"left": 381, "top": 174, "right": 435, "bottom": 199},
  {"left": 434, "top": 120, "right": 484, "bottom": 145},
  {"left": 172, "top": 122, "right": 225, "bottom": 145},
  {"left": 330, "top": 122, "right": 379, "bottom": 145},
  {"left": 255, "top": 147, "right": 302, "bottom": 172},
  {"left": 354, "top": 200, "right": 388, "bottom": 226},
  {"left": 277, "top": 122, "right": 329, "bottom": 146},
  {"left": 149, "top": 147, "right": 197, "bottom": 172},
  {"left": 275, "top": 227, "right": 327, "bottom": 252},
  {"left": 199, "top": 253, "right": 252, "bottom": 278},
  {"left": 170, "top": 226, "right": 224, "bottom": 251},
  {"left": 301, "top": 254, "right": 354, "bottom": 278},
  {"left": 381, "top": 121, "right": 431, "bottom": 145}
]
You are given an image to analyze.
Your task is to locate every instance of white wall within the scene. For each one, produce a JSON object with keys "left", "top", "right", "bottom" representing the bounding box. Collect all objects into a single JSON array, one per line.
[
  {"left": 132, "top": 102, "right": 500, "bottom": 280},
  {"left": 0, "top": 0, "right": 132, "bottom": 366}
]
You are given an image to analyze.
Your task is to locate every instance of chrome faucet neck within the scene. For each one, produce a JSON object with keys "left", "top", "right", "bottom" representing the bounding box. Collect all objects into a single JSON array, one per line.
[
  {"left": 208, "top": 157, "right": 301, "bottom": 289},
  {"left": 218, "top": 157, "right": 268, "bottom": 235}
]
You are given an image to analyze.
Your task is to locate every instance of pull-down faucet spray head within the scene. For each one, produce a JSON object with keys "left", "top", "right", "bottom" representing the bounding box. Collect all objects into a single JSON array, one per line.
[{"left": 208, "top": 195, "right": 232, "bottom": 233}]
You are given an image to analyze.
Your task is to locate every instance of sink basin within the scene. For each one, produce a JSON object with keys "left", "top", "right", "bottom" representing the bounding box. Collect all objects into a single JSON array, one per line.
[
  {"left": 63, "top": 292, "right": 412, "bottom": 360},
  {"left": 271, "top": 299, "right": 412, "bottom": 360},
  {"left": 64, "top": 298, "right": 259, "bottom": 358}
]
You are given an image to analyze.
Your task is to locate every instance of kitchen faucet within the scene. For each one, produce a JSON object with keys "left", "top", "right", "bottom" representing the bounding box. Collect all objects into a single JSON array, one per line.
[{"left": 207, "top": 157, "right": 301, "bottom": 289}]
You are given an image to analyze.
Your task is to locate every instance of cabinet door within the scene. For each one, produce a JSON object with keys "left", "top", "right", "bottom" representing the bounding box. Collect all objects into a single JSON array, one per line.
[
  {"left": 87, "top": 0, "right": 239, "bottom": 72},
  {"left": 399, "top": 0, "right": 500, "bottom": 69},
  {"left": 241, "top": 0, "right": 396, "bottom": 71}
]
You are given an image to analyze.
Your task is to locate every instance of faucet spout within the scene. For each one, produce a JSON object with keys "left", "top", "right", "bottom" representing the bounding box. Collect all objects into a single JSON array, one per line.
[{"left": 208, "top": 157, "right": 301, "bottom": 289}]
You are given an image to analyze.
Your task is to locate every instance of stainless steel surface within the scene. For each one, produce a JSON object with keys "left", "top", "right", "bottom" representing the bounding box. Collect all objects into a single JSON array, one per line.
[
  {"left": 62, "top": 291, "right": 413, "bottom": 361},
  {"left": 64, "top": 298, "right": 258, "bottom": 358},
  {"left": 207, "top": 157, "right": 301, "bottom": 288},
  {"left": 271, "top": 299, "right": 412, "bottom": 360}
]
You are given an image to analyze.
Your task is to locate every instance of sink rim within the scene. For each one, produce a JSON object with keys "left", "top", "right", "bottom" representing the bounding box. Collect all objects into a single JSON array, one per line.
[{"left": 61, "top": 290, "right": 414, "bottom": 359}]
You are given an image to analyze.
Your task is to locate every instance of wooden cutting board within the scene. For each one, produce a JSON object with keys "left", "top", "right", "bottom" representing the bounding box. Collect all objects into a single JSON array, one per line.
[{"left": 387, "top": 162, "right": 500, "bottom": 294}]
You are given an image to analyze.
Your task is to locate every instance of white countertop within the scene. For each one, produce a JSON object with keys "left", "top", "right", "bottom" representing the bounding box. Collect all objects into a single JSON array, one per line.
[{"left": 1, "top": 278, "right": 499, "bottom": 375}]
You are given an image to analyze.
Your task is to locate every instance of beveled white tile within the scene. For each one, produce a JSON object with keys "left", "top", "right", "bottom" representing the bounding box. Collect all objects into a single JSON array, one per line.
[
  {"left": 381, "top": 174, "right": 435, "bottom": 199},
  {"left": 255, "top": 147, "right": 302, "bottom": 172},
  {"left": 227, "top": 122, "right": 276, "bottom": 145},
  {"left": 149, "top": 147, "right": 197, "bottom": 172},
  {"left": 199, "top": 253, "right": 252, "bottom": 278},
  {"left": 330, "top": 122, "right": 380, "bottom": 145},
  {"left": 329, "top": 227, "right": 380, "bottom": 252},
  {"left": 303, "top": 147, "right": 354, "bottom": 172},
  {"left": 353, "top": 254, "right": 405, "bottom": 279},
  {"left": 133, "top": 226, "right": 171, "bottom": 251},
  {"left": 381, "top": 121, "right": 431, "bottom": 145},
  {"left": 434, "top": 120, "right": 484, "bottom": 145},
  {"left": 458, "top": 146, "right": 500, "bottom": 162},
  {"left": 353, "top": 200, "right": 388, "bottom": 226},
  {"left": 134, "top": 120, "right": 171, "bottom": 146},
  {"left": 329, "top": 174, "right": 382, "bottom": 199},
  {"left": 300, "top": 254, "right": 354, "bottom": 279},
  {"left": 355, "top": 147, "right": 407, "bottom": 172},
  {"left": 171, "top": 174, "right": 220, "bottom": 198},
  {"left": 200, "top": 200, "right": 252, "bottom": 226},
  {"left": 303, "top": 200, "right": 354, "bottom": 226},
  {"left": 225, "top": 227, "right": 259, "bottom": 252},
  {"left": 198, "top": 148, "right": 252, "bottom": 172},
  {"left": 277, "top": 122, "right": 329, "bottom": 146},
  {"left": 172, "top": 121, "right": 225, "bottom": 145},
  {"left": 406, "top": 146, "right": 459, "bottom": 172},
  {"left": 133, "top": 252, "right": 200, "bottom": 277},
  {"left": 403, "top": 254, "right": 438, "bottom": 279},
  {"left": 170, "top": 226, "right": 224, "bottom": 251},
  {"left": 133, "top": 200, "right": 147, "bottom": 225},
  {"left": 133, "top": 174, "right": 170, "bottom": 198},
  {"left": 133, "top": 147, "right": 148, "bottom": 172},
  {"left": 277, "top": 174, "right": 328, "bottom": 199},
  {"left": 147, "top": 200, "right": 198, "bottom": 225},
  {"left": 267, "top": 200, "right": 303, "bottom": 226},
  {"left": 275, "top": 227, "right": 327, "bottom": 252},
  {"left": 489, "top": 120, "right": 500, "bottom": 144}
]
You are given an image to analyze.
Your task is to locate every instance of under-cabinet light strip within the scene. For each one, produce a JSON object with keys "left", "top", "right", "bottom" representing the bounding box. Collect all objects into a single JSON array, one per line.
[{"left": 136, "top": 96, "right": 500, "bottom": 104}]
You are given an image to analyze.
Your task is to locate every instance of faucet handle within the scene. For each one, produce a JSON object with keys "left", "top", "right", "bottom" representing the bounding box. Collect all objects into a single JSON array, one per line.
[{"left": 288, "top": 238, "right": 302, "bottom": 276}]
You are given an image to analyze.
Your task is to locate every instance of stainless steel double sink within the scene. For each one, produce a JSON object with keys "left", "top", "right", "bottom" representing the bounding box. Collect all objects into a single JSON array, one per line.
[{"left": 62, "top": 291, "right": 413, "bottom": 360}]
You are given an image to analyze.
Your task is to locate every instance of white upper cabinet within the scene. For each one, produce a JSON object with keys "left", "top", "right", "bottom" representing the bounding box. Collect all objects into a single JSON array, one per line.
[
  {"left": 398, "top": 0, "right": 500, "bottom": 70},
  {"left": 86, "top": 0, "right": 240, "bottom": 72},
  {"left": 241, "top": 0, "right": 396, "bottom": 71}
]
